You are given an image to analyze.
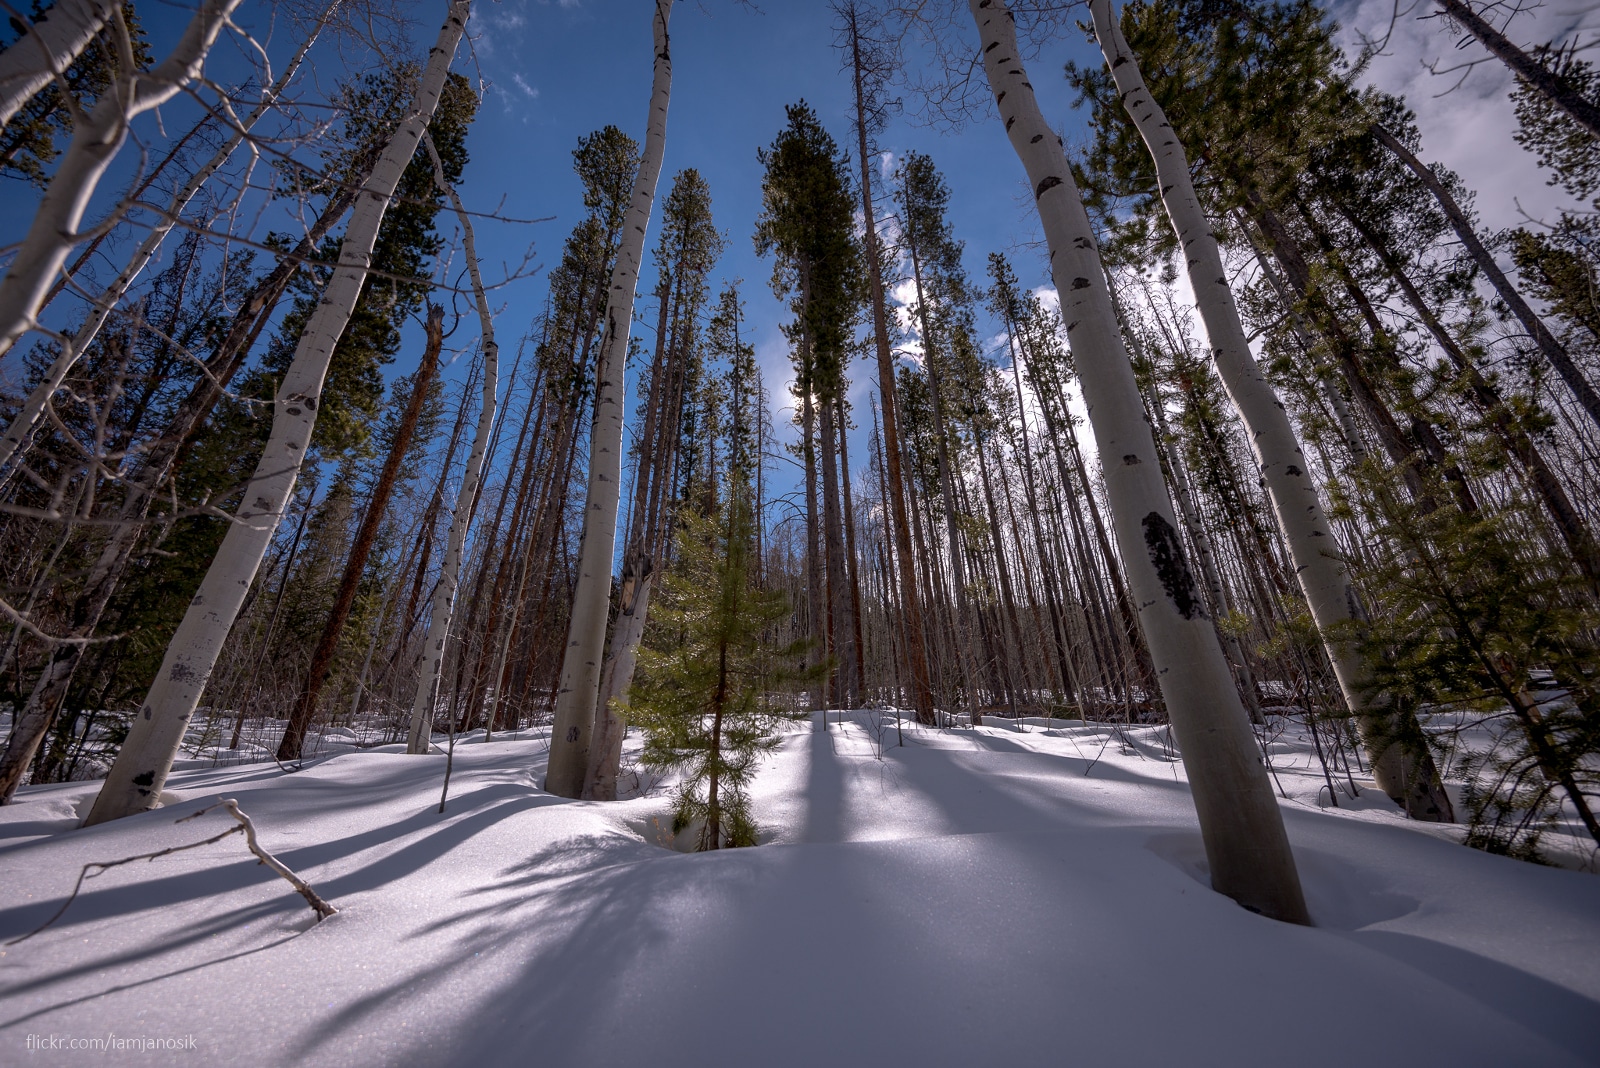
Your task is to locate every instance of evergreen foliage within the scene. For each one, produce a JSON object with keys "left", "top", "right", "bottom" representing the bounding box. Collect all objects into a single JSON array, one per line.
[{"left": 629, "top": 478, "right": 811, "bottom": 850}]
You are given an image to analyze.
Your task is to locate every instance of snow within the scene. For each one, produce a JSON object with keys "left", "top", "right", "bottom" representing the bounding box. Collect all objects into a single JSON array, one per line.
[{"left": 1, "top": 713, "right": 1597, "bottom": 1066}]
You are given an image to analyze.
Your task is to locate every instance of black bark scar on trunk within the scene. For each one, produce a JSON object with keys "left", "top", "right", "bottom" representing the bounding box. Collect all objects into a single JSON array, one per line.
[{"left": 1142, "top": 511, "right": 1204, "bottom": 620}]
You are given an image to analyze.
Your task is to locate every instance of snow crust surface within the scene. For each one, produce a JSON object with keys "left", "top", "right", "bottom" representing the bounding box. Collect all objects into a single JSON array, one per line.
[{"left": 1, "top": 713, "right": 1596, "bottom": 1066}]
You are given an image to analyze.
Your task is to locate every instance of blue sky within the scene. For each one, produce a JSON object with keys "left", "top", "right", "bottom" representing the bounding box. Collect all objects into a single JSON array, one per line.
[{"left": 4, "top": 0, "right": 1597, "bottom": 519}]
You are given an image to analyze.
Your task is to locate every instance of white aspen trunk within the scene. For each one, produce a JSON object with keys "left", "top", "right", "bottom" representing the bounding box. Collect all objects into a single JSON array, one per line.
[
  {"left": 405, "top": 131, "right": 500, "bottom": 754},
  {"left": 84, "top": 1, "right": 471, "bottom": 825},
  {"left": 0, "top": 1, "right": 341, "bottom": 477},
  {"left": 1089, "top": 0, "right": 1452, "bottom": 822},
  {"left": 0, "top": 0, "right": 246, "bottom": 360},
  {"left": 0, "top": 0, "right": 116, "bottom": 128},
  {"left": 969, "top": 0, "right": 1308, "bottom": 923},
  {"left": 581, "top": 572, "right": 654, "bottom": 799},
  {"left": 544, "top": 0, "right": 672, "bottom": 798}
]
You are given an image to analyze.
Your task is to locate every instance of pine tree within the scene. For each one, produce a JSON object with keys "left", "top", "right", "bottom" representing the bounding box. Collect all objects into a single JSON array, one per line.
[{"left": 629, "top": 476, "right": 812, "bottom": 850}]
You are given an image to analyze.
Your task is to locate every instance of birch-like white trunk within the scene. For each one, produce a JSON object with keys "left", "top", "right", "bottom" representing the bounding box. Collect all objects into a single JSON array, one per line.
[
  {"left": 0, "top": 0, "right": 116, "bottom": 128},
  {"left": 0, "top": 1, "right": 342, "bottom": 477},
  {"left": 1089, "top": 0, "right": 1451, "bottom": 822},
  {"left": 969, "top": 0, "right": 1308, "bottom": 923},
  {"left": 84, "top": 0, "right": 471, "bottom": 825},
  {"left": 581, "top": 571, "right": 653, "bottom": 799},
  {"left": 404, "top": 132, "right": 500, "bottom": 754},
  {"left": 544, "top": 0, "right": 672, "bottom": 798},
  {"left": 0, "top": 0, "right": 246, "bottom": 360}
]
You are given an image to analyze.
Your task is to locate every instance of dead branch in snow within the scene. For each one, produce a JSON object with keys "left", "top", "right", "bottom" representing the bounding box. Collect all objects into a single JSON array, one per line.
[{"left": 5, "top": 797, "right": 336, "bottom": 945}]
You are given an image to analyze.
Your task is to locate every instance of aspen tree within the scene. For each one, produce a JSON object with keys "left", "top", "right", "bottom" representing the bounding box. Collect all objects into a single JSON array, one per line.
[
  {"left": 0, "top": 0, "right": 246, "bottom": 359},
  {"left": 965, "top": 0, "right": 1307, "bottom": 922},
  {"left": 405, "top": 130, "right": 498, "bottom": 753},
  {"left": 85, "top": 0, "right": 472, "bottom": 824},
  {"left": 1086, "top": 0, "right": 1451, "bottom": 821},
  {"left": 0, "top": 1, "right": 342, "bottom": 475},
  {"left": 545, "top": 0, "right": 673, "bottom": 797},
  {"left": 0, "top": 0, "right": 116, "bottom": 128},
  {"left": 584, "top": 194, "right": 722, "bottom": 800}
]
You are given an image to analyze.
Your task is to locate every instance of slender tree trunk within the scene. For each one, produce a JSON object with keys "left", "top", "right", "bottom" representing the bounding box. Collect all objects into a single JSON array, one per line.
[
  {"left": 846, "top": 8, "right": 935, "bottom": 724},
  {"left": 819, "top": 387, "right": 854, "bottom": 707},
  {"left": 0, "top": 0, "right": 245, "bottom": 359},
  {"left": 1089, "top": 0, "right": 1452, "bottom": 819},
  {"left": 277, "top": 304, "right": 442, "bottom": 761},
  {"left": 802, "top": 380, "right": 827, "bottom": 715},
  {"left": 544, "top": 0, "right": 672, "bottom": 796},
  {"left": 85, "top": 1, "right": 472, "bottom": 825},
  {"left": 1433, "top": 0, "right": 1600, "bottom": 141},
  {"left": 1373, "top": 123, "right": 1600, "bottom": 433},
  {"left": 837, "top": 391, "right": 868, "bottom": 704},
  {"left": 405, "top": 131, "right": 501, "bottom": 753},
  {"left": 968, "top": 0, "right": 1308, "bottom": 923},
  {"left": 0, "top": 0, "right": 116, "bottom": 127},
  {"left": 0, "top": 2, "right": 339, "bottom": 474}
]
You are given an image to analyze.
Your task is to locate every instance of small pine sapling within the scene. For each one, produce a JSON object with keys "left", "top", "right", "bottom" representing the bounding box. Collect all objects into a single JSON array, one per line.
[{"left": 628, "top": 477, "right": 813, "bottom": 850}]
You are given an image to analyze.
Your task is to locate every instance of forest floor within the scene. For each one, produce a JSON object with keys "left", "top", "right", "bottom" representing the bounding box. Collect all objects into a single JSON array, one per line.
[{"left": 0, "top": 711, "right": 1597, "bottom": 1066}]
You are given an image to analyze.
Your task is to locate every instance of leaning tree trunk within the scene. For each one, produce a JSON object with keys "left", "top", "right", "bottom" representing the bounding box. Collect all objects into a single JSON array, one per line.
[
  {"left": 84, "top": 0, "right": 472, "bottom": 826},
  {"left": 0, "top": 0, "right": 245, "bottom": 360},
  {"left": 543, "top": 0, "right": 673, "bottom": 797},
  {"left": 278, "top": 304, "right": 443, "bottom": 761},
  {"left": 1371, "top": 124, "right": 1600, "bottom": 435},
  {"left": 1433, "top": 0, "right": 1600, "bottom": 141},
  {"left": 0, "top": 0, "right": 341, "bottom": 476},
  {"left": 0, "top": 0, "right": 116, "bottom": 128},
  {"left": 969, "top": 0, "right": 1308, "bottom": 923},
  {"left": 1089, "top": 0, "right": 1452, "bottom": 822},
  {"left": 405, "top": 133, "right": 500, "bottom": 753}
]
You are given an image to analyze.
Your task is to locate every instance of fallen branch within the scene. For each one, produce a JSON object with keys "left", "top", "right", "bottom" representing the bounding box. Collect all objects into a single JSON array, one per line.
[{"left": 6, "top": 797, "right": 335, "bottom": 945}]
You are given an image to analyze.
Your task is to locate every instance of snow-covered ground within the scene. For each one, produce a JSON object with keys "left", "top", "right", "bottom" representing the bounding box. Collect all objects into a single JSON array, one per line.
[{"left": 1, "top": 713, "right": 1596, "bottom": 1066}]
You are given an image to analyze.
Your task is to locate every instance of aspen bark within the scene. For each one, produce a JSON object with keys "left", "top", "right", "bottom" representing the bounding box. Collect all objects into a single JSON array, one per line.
[
  {"left": 0, "top": 2, "right": 340, "bottom": 475},
  {"left": 969, "top": 0, "right": 1308, "bottom": 922},
  {"left": 544, "top": 0, "right": 672, "bottom": 797},
  {"left": 0, "top": 0, "right": 116, "bottom": 128},
  {"left": 85, "top": 0, "right": 472, "bottom": 825},
  {"left": 0, "top": 0, "right": 246, "bottom": 360},
  {"left": 1089, "top": 0, "right": 1451, "bottom": 820},
  {"left": 405, "top": 132, "right": 500, "bottom": 754}
]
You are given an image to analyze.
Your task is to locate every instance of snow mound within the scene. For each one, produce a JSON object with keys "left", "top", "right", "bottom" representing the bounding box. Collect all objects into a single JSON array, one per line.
[{"left": 0, "top": 715, "right": 1595, "bottom": 1066}]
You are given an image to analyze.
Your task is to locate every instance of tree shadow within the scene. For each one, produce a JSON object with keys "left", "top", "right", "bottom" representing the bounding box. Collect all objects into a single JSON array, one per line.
[{"left": 1339, "top": 929, "right": 1600, "bottom": 1062}]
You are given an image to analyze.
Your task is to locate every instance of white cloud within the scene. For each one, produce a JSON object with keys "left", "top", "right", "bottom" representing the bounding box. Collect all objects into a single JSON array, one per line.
[
  {"left": 1336, "top": 0, "right": 1600, "bottom": 232},
  {"left": 511, "top": 73, "right": 539, "bottom": 99}
]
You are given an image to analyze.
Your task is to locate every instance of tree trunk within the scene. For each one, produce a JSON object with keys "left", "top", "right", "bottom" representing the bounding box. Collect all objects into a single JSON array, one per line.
[
  {"left": 85, "top": 0, "right": 471, "bottom": 825},
  {"left": 0, "top": 0, "right": 245, "bottom": 360},
  {"left": 846, "top": 6, "right": 936, "bottom": 724},
  {"left": 544, "top": 0, "right": 672, "bottom": 796},
  {"left": 0, "top": 0, "right": 116, "bottom": 127},
  {"left": 1372, "top": 123, "right": 1600, "bottom": 433},
  {"left": 1433, "top": 0, "right": 1600, "bottom": 141},
  {"left": 0, "top": 1, "right": 339, "bottom": 474},
  {"left": 969, "top": 0, "right": 1309, "bottom": 923},
  {"left": 404, "top": 130, "right": 501, "bottom": 754},
  {"left": 278, "top": 304, "right": 442, "bottom": 761},
  {"left": 1090, "top": 0, "right": 1451, "bottom": 820}
]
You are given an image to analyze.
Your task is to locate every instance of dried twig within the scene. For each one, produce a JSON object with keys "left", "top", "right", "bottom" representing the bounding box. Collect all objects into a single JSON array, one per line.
[{"left": 5, "top": 797, "right": 335, "bottom": 946}]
